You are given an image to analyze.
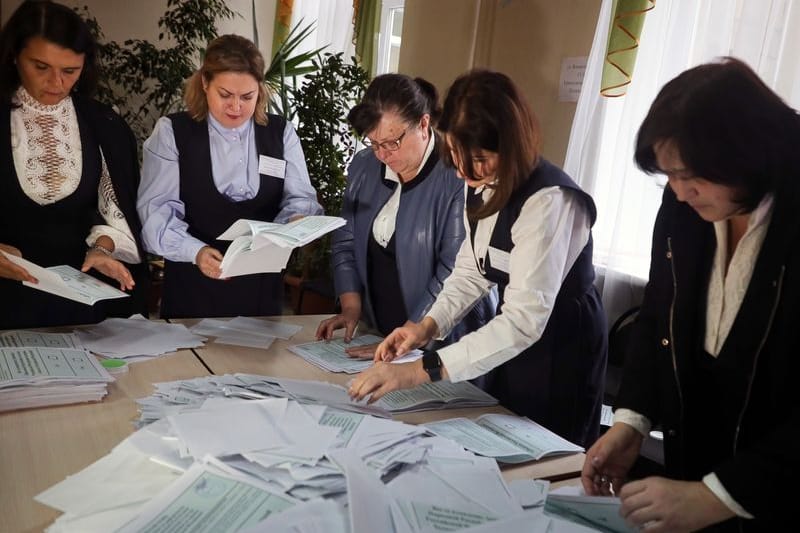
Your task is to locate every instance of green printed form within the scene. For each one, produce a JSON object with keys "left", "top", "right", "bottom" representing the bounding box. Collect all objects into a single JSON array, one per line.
[
  {"left": 319, "top": 407, "right": 364, "bottom": 446},
  {"left": 0, "top": 347, "right": 104, "bottom": 381},
  {"left": 136, "top": 471, "right": 294, "bottom": 533}
]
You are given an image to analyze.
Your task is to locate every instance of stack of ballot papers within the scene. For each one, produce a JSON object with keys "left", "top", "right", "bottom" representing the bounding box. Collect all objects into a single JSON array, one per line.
[
  {"left": 545, "top": 486, "right": 634, "bottom": 532},
  {"left": 424, "top": 413, "right": 584, "bottom": 463},
  {"left": 288, "top": 334, "right": 423, "bottom": 373},
  {"left": 217, "top": 215, "right": 346, "bottom": 277},
  {"left": 74, "top": 316, "right": 206, "bottom": 361},
  {"left": 36, "top": 388, "right": 602, "bottom": 533},
  {"left": 0, "top": 344, "right": 114, "bottom": 412},
  {"left": 189, "top": 316, "right": 302, "bottom": 349}
]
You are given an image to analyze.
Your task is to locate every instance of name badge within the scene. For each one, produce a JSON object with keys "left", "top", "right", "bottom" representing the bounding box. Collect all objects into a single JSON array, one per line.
[
  {"left": 487, "top": 246, "right": 511, "bottom": 273},
  {"left": 258, "top": 155, "right": 286, "bottom": 179}
]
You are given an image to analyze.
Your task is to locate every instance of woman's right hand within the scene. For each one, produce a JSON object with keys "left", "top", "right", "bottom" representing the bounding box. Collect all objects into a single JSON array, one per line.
[
  {"left": 195, "top": 246, "right": 224, "bottom": 279},
  {"left": 0, "top": 244, "right": 37, "bottom": 283},
  {"left": 374, "top": 317, "right": 438, "bottom": 362},
  {"left": 581, "top": 422, "right": 644, "bottom": 496},
  {"left": 316, "top": 292, "right": 362, "bottom": 342}
]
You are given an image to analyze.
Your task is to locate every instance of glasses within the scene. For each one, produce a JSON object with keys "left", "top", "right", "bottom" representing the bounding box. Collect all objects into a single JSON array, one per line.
[{"left": 362, "top": 129, "right": 407, "bottom": 152}]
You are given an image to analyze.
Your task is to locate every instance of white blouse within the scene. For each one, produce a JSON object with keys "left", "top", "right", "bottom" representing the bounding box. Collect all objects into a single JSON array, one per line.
[{"left": 10, "top": 87, "right": 139, "bottom": 263}]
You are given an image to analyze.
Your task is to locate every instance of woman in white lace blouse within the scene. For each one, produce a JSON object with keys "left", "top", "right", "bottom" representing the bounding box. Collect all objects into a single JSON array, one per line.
[{"left": 0, "top": 1, "right": 147, "bottom": 328}]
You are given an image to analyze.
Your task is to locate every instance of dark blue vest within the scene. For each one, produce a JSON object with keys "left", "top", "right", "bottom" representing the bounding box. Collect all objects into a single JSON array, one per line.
[
  {"left": 467, "top": 159, "right": 607, "bottom": 447},
  {"left": 160, "top": 112, "right": 288, "bottom": 318}
]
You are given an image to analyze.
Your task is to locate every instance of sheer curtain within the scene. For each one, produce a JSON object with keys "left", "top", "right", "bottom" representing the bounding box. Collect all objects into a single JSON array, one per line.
[
  {"left": 565, "top": 0, "right": 800, "bottom": 322},
  {"left": 288, "top": 0, "right": 355, "bottom": 57}
]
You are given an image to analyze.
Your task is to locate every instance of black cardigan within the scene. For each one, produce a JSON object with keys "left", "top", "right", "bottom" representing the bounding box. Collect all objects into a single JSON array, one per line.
[{"left": 616, "top": 184, "right": 800, "bottom": 530}]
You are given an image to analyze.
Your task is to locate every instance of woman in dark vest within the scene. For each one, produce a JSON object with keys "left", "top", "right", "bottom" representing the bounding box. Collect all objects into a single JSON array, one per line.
[
  {"left": 349, "top": 70, "right": 607, "bottom": 448},
  {"left": 0, "top": 0, "right": 147, "bottom": 329},
  {"left": 138, "top": 35, "right": 321, "bottom": 318}
]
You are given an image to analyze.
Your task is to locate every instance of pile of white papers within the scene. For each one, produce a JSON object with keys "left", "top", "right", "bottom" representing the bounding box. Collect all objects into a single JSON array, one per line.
[
  {"left": 75, "top": 316, "right": 206, "bottom": 361},
  {"left": 189, "top": 316, "right": 302, "bottom": 349},
  {"left": 0, "top": 346, "right": 114, "bottom": 411},
  {"left": 288, "top": 334, "right": 423, "bottom": 374},
  {"left": 36, "top": 376, "right": 603, "bottom": 533},
  {"left": 424, "top": 414, "right": 584, "bottom": 463},
  {"left": 545, "top": 486, "right": 633, "bottom": 532}
]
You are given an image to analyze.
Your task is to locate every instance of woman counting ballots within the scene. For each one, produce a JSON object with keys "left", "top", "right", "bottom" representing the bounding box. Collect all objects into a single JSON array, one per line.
[
  {"left": 349, "top": 69, "right": 607, "bottom": 448},
  {"left": 316, "top": 74, "right": 495, "bottom": 348},
  {"left": 583, "top": 58, "right": 800, "bottom": 532},
  {"left": 137, "top": 34, "right": 321, "bottom": 318},
  {"left": 0, "top": 0, "right": 147, "bottom": 329}
]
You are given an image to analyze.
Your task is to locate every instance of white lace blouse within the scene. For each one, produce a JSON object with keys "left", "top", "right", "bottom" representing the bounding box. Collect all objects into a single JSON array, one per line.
[{"left": 9, "top": 87, "right": 140, "bottom": 263}]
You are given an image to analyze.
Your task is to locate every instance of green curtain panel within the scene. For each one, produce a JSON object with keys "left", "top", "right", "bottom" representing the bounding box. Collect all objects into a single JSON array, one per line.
[
  {"left": 353, "top": 0, "right": 381, "bottom": 76},
  {"left": 601, "top": 0, "right": 655, "bottom": 97},
  {"left": 272, "top": 0, "right": 295, "bottom": 57}
]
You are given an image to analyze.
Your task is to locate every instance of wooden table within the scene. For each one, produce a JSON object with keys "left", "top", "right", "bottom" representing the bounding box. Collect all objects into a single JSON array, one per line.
[
  {"left": 179, "top": 314, "right": 587, "bottom": 483},
  {"left": 4, "top": 315, "right": 587, "bottom": 532},
  {"left": 0, "top": 349, "right": 210, "bottom": 533}
]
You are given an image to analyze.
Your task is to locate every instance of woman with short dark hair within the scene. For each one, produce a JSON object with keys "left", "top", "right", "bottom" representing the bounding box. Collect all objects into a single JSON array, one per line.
[
  {"left": 0, "top": 0, "right": 147, "bottom": 328},
  {"left": 583, "top": 57, "right": 800, "bottom": 532},
  {"left": 137, "top": 34, "right": 322, "bottom": 318},
  {"left": 349, "top": 70, "right": 608, "bottom": 448}
]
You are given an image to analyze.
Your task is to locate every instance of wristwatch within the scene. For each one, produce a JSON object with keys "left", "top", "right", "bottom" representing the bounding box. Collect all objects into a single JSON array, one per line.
[{"left": 422, "top": 350, "right": 443, "bottom": 382}]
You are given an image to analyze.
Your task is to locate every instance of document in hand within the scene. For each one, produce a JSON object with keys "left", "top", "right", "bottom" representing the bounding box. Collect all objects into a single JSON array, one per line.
[
  {"left": 423, "top": 413, "right": 584, "bottom": 464},
  {"left": 375, "top": 381, "right": 498, "bottom": 413},
  {"left": 217, "top": 216, "right": 346, "bottom": 277},
  {"left": 0, "top": 251, "right": 129, "bottom": 306},
  {"left": 545, "top": 486, "right": 634, "bottom": 533},
  {"left": 288, "top": 334, "right": 423, "bottom": 374}
]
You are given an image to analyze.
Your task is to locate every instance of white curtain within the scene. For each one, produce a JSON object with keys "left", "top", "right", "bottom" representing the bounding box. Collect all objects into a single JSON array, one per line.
[
  {"left": 565, "top": 0, "right": 800, "bottom": 323},
  {"left": 289, "top": 0, "right": 356, "bottom": 57}
]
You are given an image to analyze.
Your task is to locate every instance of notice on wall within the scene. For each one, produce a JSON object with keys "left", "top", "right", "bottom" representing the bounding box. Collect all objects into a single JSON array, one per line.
[{"left": 558, "top": 56, "right": 588, "bottom": 102}]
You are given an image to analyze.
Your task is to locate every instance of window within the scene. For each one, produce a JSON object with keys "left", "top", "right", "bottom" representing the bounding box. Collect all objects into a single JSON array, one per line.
[{"left": 376, "top": 0, "right": 404, "bottom": 74}]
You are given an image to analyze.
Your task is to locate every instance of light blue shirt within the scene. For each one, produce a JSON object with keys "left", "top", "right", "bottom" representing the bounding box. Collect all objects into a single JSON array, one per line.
[{"left": 137, "top": 114, "right": 322, "bottom": 263}]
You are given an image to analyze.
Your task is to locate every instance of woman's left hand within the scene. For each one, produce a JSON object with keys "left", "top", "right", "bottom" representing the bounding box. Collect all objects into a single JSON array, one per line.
[
  {"left": 82, "top": 250, "right": 135, "bottom": 291},
  {"left": 348, "top": 360, "right": 428, "bottom": 403},
  {"left": 619, "top": 477, "right": 735, "bottom": 532}
]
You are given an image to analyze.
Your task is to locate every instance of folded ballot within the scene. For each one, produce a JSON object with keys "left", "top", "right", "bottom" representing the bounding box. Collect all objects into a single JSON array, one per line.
[
  {"left": 1, "top": 251, "right": 129, "bottom": 306},
  {"left": 424, "top": 413, "right": 584, "bottom": 464},
  {"left": 217, "top": 216, "right": 346, "bottom": 278}
]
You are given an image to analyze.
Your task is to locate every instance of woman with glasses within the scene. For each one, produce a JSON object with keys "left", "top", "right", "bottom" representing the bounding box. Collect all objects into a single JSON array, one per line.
[
  {"left": 316, "top": 73, "right": 495, "bottom": 348},
  {"left": 348, "top": 70, "right": 607, "bottom": 448},
  {"left": 137, "top": 35, "right": 321, "bottom": 318}
]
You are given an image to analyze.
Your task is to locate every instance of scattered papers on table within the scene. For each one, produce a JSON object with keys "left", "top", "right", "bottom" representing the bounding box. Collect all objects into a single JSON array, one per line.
[
  {"left": 189, "top": 316, "right": 301, "bottom": 349},
  {"left": 424, "top": 413, "right": 584, "bottom": 463},
  {"left": 0, "top": 346, "right": 113, "bottom": 411},
  {"left": 1, "top": 250, "right": 129, "bottom": 305},
  {"left": 75, "top": 316, "right": 206, "bottom": 361},
  {"left": 288, "top": 334, "right": 423, "bottom": 373}
]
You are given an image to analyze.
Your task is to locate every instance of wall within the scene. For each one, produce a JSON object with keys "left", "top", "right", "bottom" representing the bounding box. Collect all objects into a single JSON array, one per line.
[
  {"left": 0, "top": 0, "right": 276, "bottom": 62},
  {"left": 399, "top": 0, "right": 600, "bottom": 166}
]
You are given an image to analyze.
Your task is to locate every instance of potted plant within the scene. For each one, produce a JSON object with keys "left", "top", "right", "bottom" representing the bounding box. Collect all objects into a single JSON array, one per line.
[{"left": 284, "top": 53, "right": 369, "bottom": 313}]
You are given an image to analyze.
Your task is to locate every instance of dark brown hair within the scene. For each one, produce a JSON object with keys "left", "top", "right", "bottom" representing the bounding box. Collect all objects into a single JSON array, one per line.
[
  {"left": 184, "top": 34, "right": 269, "bottom": 125},
  {"left": 0, "top": 0, "right": 98, "bottom": 105},
  {"left": 438, "top": 69, "right": 541, "bottom": 220},
  {"left": 635, "top": 57, "right": 800, "bottom": 210},
  {"left": 347, "top": 73, "right": 439, "bottom": 136}
]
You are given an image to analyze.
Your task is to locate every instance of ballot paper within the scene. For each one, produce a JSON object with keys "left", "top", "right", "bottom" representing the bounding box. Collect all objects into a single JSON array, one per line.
[
  {"left": 217, "top": 216, "right": 346, "bottom": 277},
  {"left": 116, "top": 463, "right": 298, "bottom": 533},
  {"left": 189, "top": 316, "right": 303, "bottom": 349},
  {"left": 1, "top": 251, "right": 129, "bottom": 305},
  {"left": 423, "top": 413, "right": 583, "bottom": 463},
  {"left": 75, "top": 316, "right": 206, "bottom": 360},
  {"left": 288, "top": 335, "right": 423, "bottom": 373},
  {"left": 545, "top": 486, "right": 634, "bottom": 532},
  {"left": 376, "top": 380, "right": 499, "bottom": 413},
  {"left": 0, "top": 346, "right": 113, "bottom": 411},
  {"left": 0, "top": 330, "right": 83, "bottom": 349}
]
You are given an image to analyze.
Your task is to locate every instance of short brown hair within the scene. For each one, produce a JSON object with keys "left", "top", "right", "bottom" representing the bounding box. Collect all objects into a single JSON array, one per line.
[
  {"left": 184, "top": 34, "right": 269, "bottom": 125},
  {"left": 438, "top": 69, "right": 541, "bottom": 220}
]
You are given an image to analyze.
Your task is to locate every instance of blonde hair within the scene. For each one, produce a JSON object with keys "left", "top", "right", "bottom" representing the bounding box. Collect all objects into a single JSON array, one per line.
[{"left": 184, "top": 34, "right": 270, "bottom": 125}]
